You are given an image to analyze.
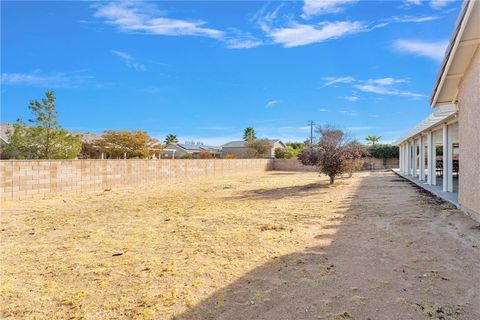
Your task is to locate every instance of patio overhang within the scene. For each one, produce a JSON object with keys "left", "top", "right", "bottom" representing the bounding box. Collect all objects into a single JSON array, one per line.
[
  {"left": 431, "top": 0, "right": 480, "bottom": 107},
  {"left": 393, "top": 104, "right": 458, "bottom": 146}
]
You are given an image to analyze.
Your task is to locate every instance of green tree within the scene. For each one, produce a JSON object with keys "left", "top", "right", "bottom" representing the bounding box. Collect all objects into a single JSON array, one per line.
[
  {"left": 286, "top": 142, "right": 304, "bottom": 151},
  {"left": 243, "top": 139, "right": 273, "bottom": 158},
  {"left": 368, "top": 144, "right": 399, "bottom": 166},
  {"left": 243, "top": 127, "right": 256, "bottom": 141},
  {"left": 365, "top": 135, "right": 381, "bottom": 145},
  {"left": 368, "top": 144, "right": 399, "bottom": 159},
  {"left": 274, "top": 147, "right": 286, "bottom": 159},
  {"left": 164, "top": 134, "right": 178, "bottom": 145},
  {"left": 3, "top": 91, "right": 82, "bottom": 159},
  {"left": 285, "top": 142, "right": 304, "bottom": 158}
]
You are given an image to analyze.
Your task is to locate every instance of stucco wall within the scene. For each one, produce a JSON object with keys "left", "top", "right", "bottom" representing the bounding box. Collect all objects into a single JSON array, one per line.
[
  {"left": 273, "top": 159, "right": 318, "bottom": 172},
  {"left": 273, "top": 157, "right": 399, "bottom": 172},
  {"left": 0, "top": 159, "right": 273, "bottom": 201},
  {"left": 458, "top": 48, "right": 480, "bottom": 218}
]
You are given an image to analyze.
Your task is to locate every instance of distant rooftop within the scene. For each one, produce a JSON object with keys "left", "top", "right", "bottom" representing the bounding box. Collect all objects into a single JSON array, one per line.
[
  {"left": 222, "top": 139, "right": 282, "bottom": 148},
  {"left": 170, "top": 143, "right": 221, "bottom": 152},
  {"left": 0, "top": 122, "right": 103, "bottom": 144}
]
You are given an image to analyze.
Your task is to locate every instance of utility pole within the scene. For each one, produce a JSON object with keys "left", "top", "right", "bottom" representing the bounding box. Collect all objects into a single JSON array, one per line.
[{"left": 307, "top": 120, "right": 315, "bottom": 145}]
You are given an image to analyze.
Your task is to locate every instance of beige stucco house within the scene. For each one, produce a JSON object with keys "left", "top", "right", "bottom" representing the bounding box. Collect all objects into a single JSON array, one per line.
[
  {"left": 221, "top": 139, "right": 286, "bottom": 158},
  {"left": 395, "top": 0, "right": 479, "bottom": 221}
]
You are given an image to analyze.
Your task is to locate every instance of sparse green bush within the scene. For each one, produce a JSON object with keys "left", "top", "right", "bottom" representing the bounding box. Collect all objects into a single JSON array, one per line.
[
  {"left": 274, "top": 148, "right": 286, "bottom": 159},
  {"left": 181, "top": 153, "right": 193, "bottom": 159},
  {"left": 368, "top": 144, "right": 399, "bottom": 159}
]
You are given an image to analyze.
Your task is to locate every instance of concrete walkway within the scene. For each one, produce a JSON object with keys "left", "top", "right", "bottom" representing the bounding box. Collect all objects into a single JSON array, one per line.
[{"left": 393, "top": 169, "right": 459, "bottom": 208}]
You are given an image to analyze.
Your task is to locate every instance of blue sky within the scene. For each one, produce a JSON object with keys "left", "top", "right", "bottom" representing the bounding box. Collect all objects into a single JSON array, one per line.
[{"left": 1, "top": 0, "right": 461, "bottom": 145}]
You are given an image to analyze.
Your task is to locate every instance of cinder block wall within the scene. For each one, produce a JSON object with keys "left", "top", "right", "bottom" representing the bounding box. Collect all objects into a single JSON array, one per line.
[
  {"left": 273, "top": 158, "right": 399, "bottom": 172},
  {"left": 361, "top": 158, "right": 399, "bottom": 170},
  {"left": 0, "top": 159, "right": 273, "bottom": 201},
  {"left": 272, "top": 159, "right": 317, "bottom": 172}
]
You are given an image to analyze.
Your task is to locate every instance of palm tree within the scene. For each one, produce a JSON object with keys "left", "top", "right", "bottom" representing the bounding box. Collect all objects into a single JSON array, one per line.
[
  {"left": 365, "top": 135, "right": 381, "bottom": 145},
  {"left": 243, "top": 127, "right": 256, "bottom": 141},
  {"left": 164, "top": 134, "right": 178, "bottom": 145}
]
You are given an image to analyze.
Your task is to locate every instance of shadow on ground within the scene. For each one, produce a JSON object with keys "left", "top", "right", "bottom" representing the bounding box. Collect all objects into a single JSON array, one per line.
[
  {"left": 225, "top": 182, "right": 330, "bottom": 201},
  {"left": 179, "top": 172, "right": 480, "bottom": 320}
]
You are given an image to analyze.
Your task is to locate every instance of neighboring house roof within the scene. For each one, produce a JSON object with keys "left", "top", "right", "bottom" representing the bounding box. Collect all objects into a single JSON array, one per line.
[
  {"left": 221, "top": 140, "right": 248, "bottom": 148},
  {"left": 0, "top": 122, "right": 103, "bottom": 144},
  {"left": 430, "top": 0, "right": 480, "bottom": 107},
  {"left": 68, "top": 130, "right": 104, "bottom": 143},
  {"left": 167, "top": 143, "right": 221, "bottom": 152},
  {"left": 221, "top": 139, "right": 285, "bottom": 148}
]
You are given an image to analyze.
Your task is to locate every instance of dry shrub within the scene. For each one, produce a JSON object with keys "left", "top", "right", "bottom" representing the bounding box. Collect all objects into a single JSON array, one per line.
[
  {"left": 198, "top": 151, "right": 214, "bottom": 159},
  {"left": 298, "top": 126, "right": 364, "bottom": 184}
]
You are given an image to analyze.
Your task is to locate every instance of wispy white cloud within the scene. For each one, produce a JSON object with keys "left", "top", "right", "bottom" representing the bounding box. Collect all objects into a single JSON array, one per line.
[
  {"left": 401, "top": 0, "right": 455, "bottom": 10},
  {"left": 340, "top": 109, "right": 357, "bottom": 117},
  {"left": 254, "top": 2, "right": 437, "bottom": 49},
  {"left": 94, "top": 2, "right": 224, "bottom": 39},
  {"left": 225, "top": 38, "right": 263, "bottom": 49},
  {"left": 95, "top": 1, "right": 263, "bottom": 50},
  {"left": 368, "top": 77, "right": 406, "bottom": 86},
  {"left": 353, "top": 83, "right": 425, "bottom": 98},
  {"left": 319, "top": 108, "right": 329, "bottom": 112},
  {"left": 323, "top": 76, "right": 425, "bottom": 99},
  {"left": 323, "top": 76, "right": 407, "bottom": 87},
  {"left": 345, "top": 95, "right": 359, "bottom": 101},
  {"left": 111, "top": 50, "right": 146, "bottom": 71},
  {"left": 430, "top": 0, "right": 456, "bottom": 9},
  {"left": 267, "top": 21, "right": 365, "bottom": 47},
  {"left": 405, "top": 0, "right": 422, "bottom": 6},
  {"left": 323, "top": 76, "right": 356, "bottom": 86},
  {"left": 302, "top": 0, "right": 358, "bottom": 19},
  {"left": 393, "top": 39, "right": 448, "bottom": 61},
  {"left": 390, "top": 15, "right": 439, "bottom": 23},
  {"left": 265, "top": 100, "right": 281, "bottom": 108},
  {"left": 1, "top": 70, "right": 94, "bottom": 88}
]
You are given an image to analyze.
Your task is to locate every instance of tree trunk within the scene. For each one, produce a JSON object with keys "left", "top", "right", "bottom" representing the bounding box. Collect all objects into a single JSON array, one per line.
[{"left": 329, "top": 176, "right": 335, "bottom": 184}]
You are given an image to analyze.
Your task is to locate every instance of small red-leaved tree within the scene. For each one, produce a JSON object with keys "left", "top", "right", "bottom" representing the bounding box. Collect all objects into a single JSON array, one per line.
[{"left": 298, "top": 126, "right": 363, "bottom": 184}]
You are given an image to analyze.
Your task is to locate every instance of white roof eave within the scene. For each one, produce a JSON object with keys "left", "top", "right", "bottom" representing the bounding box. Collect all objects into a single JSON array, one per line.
[{"left": 393, "top": 104, "right": 458, "bottom": 145}]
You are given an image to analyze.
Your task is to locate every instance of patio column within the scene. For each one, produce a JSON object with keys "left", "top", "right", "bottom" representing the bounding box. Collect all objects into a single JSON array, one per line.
[
  {"left": 412, "top": 138, "right": 418, "bottom": 178},
  {"left": 419, "top": 135, "right": 426, "bottom": 181},
  {"left": 398, "top": 144, "right": 405, "bottom": 173},
  {"left": 426, "top": 132, "right": 434, "bottom": 185},
  {"left": 406, "top": 142, "right": 410, "bottom": 175},
  {"left": 442, "top": 124, "right": 453, "bottom": 192},
  {"left": 408, "top": 141, "right": 413, "bottom": 175},
  {"left": 399, "top": 144, "right": 404, "bottom": 172}
]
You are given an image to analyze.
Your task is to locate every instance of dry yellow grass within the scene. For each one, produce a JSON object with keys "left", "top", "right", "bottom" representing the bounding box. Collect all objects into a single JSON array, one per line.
[{"left": 0, "top": 172, "right": 358, "bottom": 319}]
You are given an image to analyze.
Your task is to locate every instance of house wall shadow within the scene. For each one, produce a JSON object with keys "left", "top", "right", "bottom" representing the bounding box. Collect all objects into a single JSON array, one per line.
[
  {"left": 178, "top": 171, "right": 480, "bottom": 319},
  {"left": 178, "top": 173, "right": 420, "bottom": 320},
  {"left": 224, "top": 182, "right": 329, "bottom": 201}
]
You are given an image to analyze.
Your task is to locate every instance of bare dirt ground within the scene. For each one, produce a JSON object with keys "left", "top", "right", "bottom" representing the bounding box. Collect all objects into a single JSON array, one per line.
[{"left": 1, "top": 171, "right": 479, "bottom": 319}]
